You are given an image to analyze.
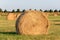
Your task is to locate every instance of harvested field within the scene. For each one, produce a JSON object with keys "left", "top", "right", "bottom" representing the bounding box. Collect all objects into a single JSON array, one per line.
[{"left": 0, "top": 13, "right": 60, "bottom": 40}]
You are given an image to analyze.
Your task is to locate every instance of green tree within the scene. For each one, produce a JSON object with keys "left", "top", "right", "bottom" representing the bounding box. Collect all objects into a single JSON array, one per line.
[
  {"left": 54, "top": 9, "right": 58, "bottom": 12},
  {"left": 12, "top": 9, "right": 15, "bottom": 13},
  {"left": 22, "top": 9, "right": 25, "bottom": 12},
  {"left": 4, "top": 9, "right": 7, "bottom": 13},
  {"left": 49, "top": 9, "right": 53, "bottom": 12},
  {"left": 44, "top": 10, "right": 48, "bottom": 12},
  {"left": 40, "top": 9, "right": 42, "bottom": 12},
  {"left": 16, "top": 9, "right": 20, "bottom": 12}
]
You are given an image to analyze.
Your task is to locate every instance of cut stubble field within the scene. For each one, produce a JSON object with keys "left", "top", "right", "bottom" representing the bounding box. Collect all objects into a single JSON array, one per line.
[{"left": 0, "top": 16, "right": 60, "bottom": 40}]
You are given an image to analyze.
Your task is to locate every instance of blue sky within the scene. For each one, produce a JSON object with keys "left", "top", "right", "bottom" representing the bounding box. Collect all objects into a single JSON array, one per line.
[{"left": 0, "top": 0, "right": 60, "bottom": 11}]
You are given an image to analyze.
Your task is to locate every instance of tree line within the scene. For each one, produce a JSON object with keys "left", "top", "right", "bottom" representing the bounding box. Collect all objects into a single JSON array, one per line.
[
  {"left": 0, "top": 8, "right": 21, "bottom": 13},
  {"left": 0, "top": 8, "right": 60, "bottom": 13}
]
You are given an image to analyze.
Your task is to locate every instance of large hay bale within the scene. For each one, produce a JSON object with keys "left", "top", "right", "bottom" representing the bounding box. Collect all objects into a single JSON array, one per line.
[
  {"left": 7, "top": 13, "right": 17, "bottom": 20},
  {"left": 16, "top": 10, "right": 49, "bottom": 35}
]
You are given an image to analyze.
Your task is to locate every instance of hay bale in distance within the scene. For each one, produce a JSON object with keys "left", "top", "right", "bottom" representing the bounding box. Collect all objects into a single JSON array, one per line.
[
  {"left": 7, "top": 13, "right": 16, "bottom": 20},
  {"left": 53, "top": 12, "right": 58, "bottom": 16},
  {"left": 16, "top": 10, "right": 49, "bottom": 35}
]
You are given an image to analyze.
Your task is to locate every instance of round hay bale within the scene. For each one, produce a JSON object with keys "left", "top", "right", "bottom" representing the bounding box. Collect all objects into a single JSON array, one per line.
[
  {"left": 53, "top": 12, "right": 58, "bottom": 16},
  {"left": 7, "top": 13, "right": 16, "bottom": 20},
  {"left": 54, "top": 14, "right": 57, "bottom": 16},
  {"left": 16, "top": 10, "right": 49, "bottom": 35}
]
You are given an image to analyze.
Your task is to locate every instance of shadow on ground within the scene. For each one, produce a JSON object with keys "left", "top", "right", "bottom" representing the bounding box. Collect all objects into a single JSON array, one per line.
[
  {"left": 54, "top": 24, "right": 60, "bottom": 25},
  {"left": 0, "top": 32, "right": 16, "bottom": 34}
]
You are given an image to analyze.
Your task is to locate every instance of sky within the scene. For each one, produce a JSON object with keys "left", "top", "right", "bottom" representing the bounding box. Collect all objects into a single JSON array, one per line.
[{"left": 0, "top": 0, "right": 60, "bottom": 11}]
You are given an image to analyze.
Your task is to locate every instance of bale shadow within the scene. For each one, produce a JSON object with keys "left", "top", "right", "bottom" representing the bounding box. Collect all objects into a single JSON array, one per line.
[
  {"left": 52, "top": 20, "right": 60, "bottom": 22},
  {"left": 54, "top": 24, "right": 60, "bottom": 25},
  {"left": 0, "top": 32, "right": 16, "bottom": 35}
]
